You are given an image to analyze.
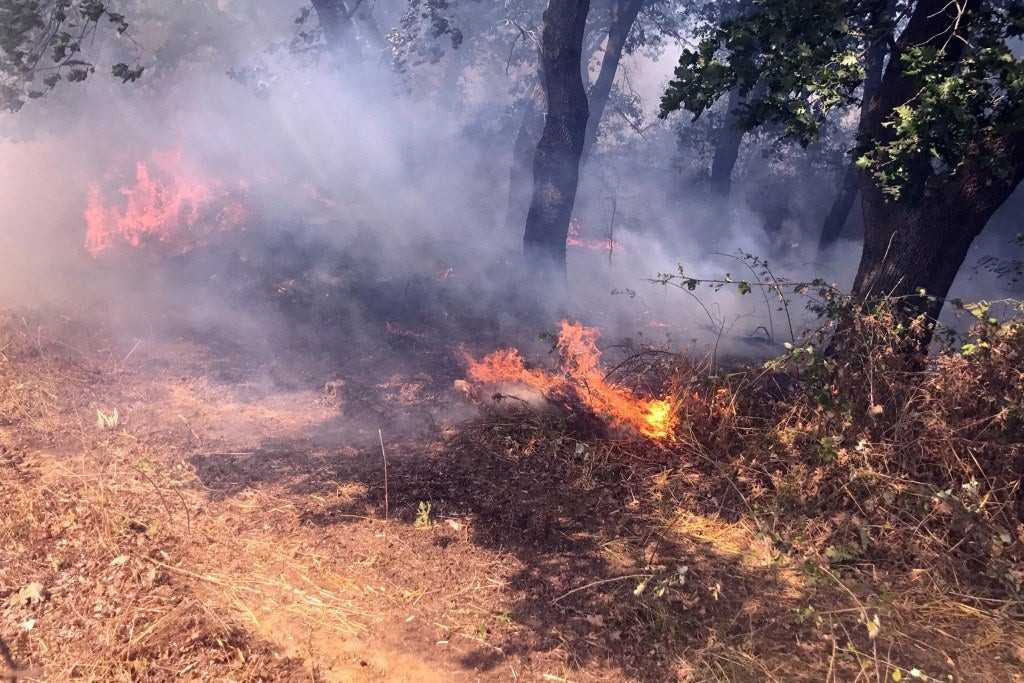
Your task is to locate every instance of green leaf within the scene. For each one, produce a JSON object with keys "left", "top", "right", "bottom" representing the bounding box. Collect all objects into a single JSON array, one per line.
[{"left": 824, "top": 544, "right": 855, "bottom": 564}]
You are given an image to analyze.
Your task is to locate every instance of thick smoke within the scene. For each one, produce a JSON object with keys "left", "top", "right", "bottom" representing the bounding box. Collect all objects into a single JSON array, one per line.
[{"left": 0, "top": 0, "right": 1019, "bottom": 363}]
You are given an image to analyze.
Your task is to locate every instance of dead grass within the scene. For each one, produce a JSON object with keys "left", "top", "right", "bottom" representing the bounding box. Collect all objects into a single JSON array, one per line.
[{"left": 2, "top": 307, "right": 1024, "bottom": 681}]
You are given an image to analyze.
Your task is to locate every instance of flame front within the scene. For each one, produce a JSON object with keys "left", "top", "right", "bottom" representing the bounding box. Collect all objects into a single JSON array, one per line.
[
  {"left": 567, "top": 219, "right": 621, "bottom": 252},
  {"left": 85, "top": 149, "right": 246, "bottom": 256},
  {"left": 464, "top": 320, "right": 678, "bottom": 440}
]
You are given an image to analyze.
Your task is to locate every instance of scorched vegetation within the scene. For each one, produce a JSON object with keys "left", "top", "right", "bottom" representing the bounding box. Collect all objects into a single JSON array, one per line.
[{"left": 2, "top": 0, "right": 1024, "bottom": 681}]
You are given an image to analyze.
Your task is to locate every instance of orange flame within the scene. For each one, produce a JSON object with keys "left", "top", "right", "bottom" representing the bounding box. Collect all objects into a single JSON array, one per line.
[
  {"left": 85, "top": 149, "right": 247, "bottom": 256},
  {"left": 464, "top": 320, "right": 678, "bottom": 440},
  {"left": 567, "top": 219, "right": 621, "bottom": 252},
  {"left": 465, "top": 347, "right": 560, "bottom": 394}
]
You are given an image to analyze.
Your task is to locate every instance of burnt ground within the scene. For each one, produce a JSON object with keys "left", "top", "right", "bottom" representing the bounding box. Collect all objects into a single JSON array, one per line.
[{"left": 2, "top": 307, "right": 1024, "bottom": 682}]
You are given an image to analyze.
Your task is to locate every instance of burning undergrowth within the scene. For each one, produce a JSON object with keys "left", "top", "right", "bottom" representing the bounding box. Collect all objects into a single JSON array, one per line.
[
  {"left": 78, "top": 151, "right": 533, "bottom": 356},
  {"left": 1, "top": 142, "right": 1021, "bottom": 679},
  {"left": 2, "top": 297, "right": 1024, "bottom": 680},
  {"left": 85, "top": 148, "right": 248, "bottom": 257},
  {"left": 462, "top": 320, "right": 680, "bottom": 441},
  {"left": 446, "top": 307, "right": 1024, "bottom": 678}
]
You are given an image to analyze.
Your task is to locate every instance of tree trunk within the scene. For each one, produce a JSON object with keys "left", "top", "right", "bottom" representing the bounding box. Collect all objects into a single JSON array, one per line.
[
  {"left": 522, "top": 0, "right": 592, "bottom": 277},
  {"left": 310, "top": 0, "right": 362, "bottom": 64},
  {"left": 580, "top": 0, "right": 645, "bottom": 163},
  {"left": 817, "top": 163, "right": 860, "bottom": 249},
  {"left": 505, "top": 83, "right": 547, "bottom": 233},
  {"left": 708, "top": 87, "right": 745, "bottom": 198},
  {"left": 702, "top": 0, "right": 762, "bottom": 198},
  {"left": 843, "top": 0, "right": 1024, "bottom": 350},
  {"left": 352, "top": 1, "right": 388, "bottom": 56},
  {"left": 817, "top": 4, "right": 890, "bottom": 252},
  {"left": 852, "top": 160, "right": 1023, "bottom": 348}
]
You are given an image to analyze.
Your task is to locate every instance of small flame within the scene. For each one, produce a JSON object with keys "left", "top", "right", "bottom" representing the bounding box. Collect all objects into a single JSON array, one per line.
[
  {"left": 85, "top": 149, "right": 246, "bottom": 256},
  {"left": 567, "top": 219, "right": 621, "bottom": 252},
  {"left": 464, "top": 320, "right": 678, "bottom": 440}
]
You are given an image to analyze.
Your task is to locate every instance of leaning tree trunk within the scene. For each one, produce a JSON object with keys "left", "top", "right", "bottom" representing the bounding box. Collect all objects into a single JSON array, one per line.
[
  {"left": 817, "top": 3, "right": 891, "bottom": 252},
  {"left": 707, "top": 81, "right": 771, "bottom": 197},
  {"left": 522, "top": 0, "right": 592, "bottom": 276},
  {"left": 842, "top": 0, "right": 1024, "bottom": 351},
  {"left": 853, "top": 157, "right": 1024, "bottom": 348},
  {"left": 580, "top": 0, "right": 645, "bottom": 163},
  {"left": 311, "top": 0, "right": 363, "bottom": 64},
  {"left": 703, "top": 0, "right": 761, "bottom": 198}
]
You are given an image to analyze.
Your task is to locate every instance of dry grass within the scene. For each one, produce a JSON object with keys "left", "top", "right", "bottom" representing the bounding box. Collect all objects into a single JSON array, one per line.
[
  {"left": 0, "top": 313, "right": 370, "bottom": 681},
  {"left": 591, "top": 307, "right": 1024, "bottom": 680},
  {"left": 2, "top": 306, "right": 1024, "bottom": 681},
  {"left": 448, "top": 305, "right": 1024, "bottom": 679}
]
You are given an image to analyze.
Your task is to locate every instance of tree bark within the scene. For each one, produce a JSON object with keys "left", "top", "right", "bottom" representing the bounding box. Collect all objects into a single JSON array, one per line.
[
  {"left": 580, "top": 0, "right": 645, "bottom": 163},
  {"left": 311, "top": 0, "right": 363, "bottom": 64},
  {"left": 708, "top": 86, "right": 745, "bottom": 197},
  {"left": 522, "top": 0, "right": 592, "bottom": 276},
  {"left": 701, "top": 0, "right": 762, "bottom": 198},
  {"left": 505, "top": 83, "right": 547, "bottom": 233},
  {"left": 843, "top": 0, "right": 1024, "bottom": 350},
  {"left": 817, "top": 161, "right": 861, "bottom": 249},
  {"left": 817, "top": 3, "right": 890, "bottom": 252}
]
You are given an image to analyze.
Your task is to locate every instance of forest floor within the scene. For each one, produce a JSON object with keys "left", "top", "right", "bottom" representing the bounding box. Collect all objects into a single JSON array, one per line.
[{"left": 2, "top": 308, "right": 1023, "bottom": 682}]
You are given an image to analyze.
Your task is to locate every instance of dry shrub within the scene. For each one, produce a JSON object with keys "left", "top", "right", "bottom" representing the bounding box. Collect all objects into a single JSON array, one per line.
[
  {"left": 456, "top": 304, "right": 1024, "bottom": 680},
  {"left": 704, "top": 305, "right": 1024, "bottom": 600}
]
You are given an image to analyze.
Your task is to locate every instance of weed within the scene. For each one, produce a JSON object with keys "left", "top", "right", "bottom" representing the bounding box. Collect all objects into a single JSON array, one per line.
[{"left": 413, "top": 501, "right": 433, "bottom": 529}]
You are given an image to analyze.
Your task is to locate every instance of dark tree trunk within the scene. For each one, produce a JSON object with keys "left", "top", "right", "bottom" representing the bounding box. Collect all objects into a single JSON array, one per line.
[
  {"left": 818, "top": 162, "right": 860, "bottom": 250},
  {"left": 505, "top": 44, "right": 599, "bottom": 239},
  {"left": 505, "top": 84, "right": 547, "bottom": 233},
  {"left": 522, "top": 0, "right": 592, "bottom": 276},
  {"left": 856, "top": 186, "right": 998, "bottom": 320},
  {"left": 817, "top": 4, "right": 890, "bottom": 252},
  {"left": 311, "top": 0, "right": 362, "bottom": 64},
  {"left": 703, "top": 0, "right": 762, "bottom": 198},
  {"left": 843, "top": 0, "right": 1024, "bottom": 350},
  {"left": 708, "top": 87, "right": 745, "bottom": 198},
  {"left": 580, "top": 0, "right": 645, "bottom": 163}
]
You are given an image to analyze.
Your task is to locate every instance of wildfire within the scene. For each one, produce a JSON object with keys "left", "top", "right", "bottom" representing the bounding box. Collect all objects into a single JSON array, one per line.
[
  {"left": 567, "top": 219, "right": 621, "bottom": 252},
  {"left": 463, "top": 320, "right": 678, "bottom": 440},
  {"left": 85, "top": 149, "right": 247, "bottom": 256}
]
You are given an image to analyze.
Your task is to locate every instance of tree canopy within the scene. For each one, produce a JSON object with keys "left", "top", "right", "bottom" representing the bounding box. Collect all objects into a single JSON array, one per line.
[
  {"left": 660, "top": 0, "right": 1024, "bottom": 200},
  {"left": 0, "top": 0, "right": 143, "bottom": 113}
]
